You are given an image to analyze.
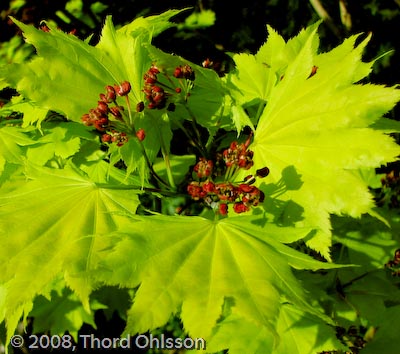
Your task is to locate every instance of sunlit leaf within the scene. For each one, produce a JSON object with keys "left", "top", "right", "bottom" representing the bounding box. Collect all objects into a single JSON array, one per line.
[{"left": 0, "top": 163, "right": 140, "bottom": 342}]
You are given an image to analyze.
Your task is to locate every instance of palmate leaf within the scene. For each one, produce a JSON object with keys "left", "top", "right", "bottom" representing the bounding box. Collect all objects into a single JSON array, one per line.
[
  {"left": 96, "top": 214, "right": 350, "bottom": 345},
  {"left": 242, "top": 24, "right": 400, "bottom": 258},
  {"left": 0, "top": 13, "right": 184, "bottom": 177},
  {"left": 2, "top": 11, "right": 183, "bottom": 121},
  {"left": 207, "top": 305, "right": 347, "bottom": 354},
  {"left": 0, "top": 163, "right": 140, "bottom": 343}
]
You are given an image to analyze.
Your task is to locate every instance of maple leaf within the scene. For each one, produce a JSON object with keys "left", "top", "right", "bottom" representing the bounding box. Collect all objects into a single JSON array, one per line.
[
  {"left": 0, "top": 13, "right": 186, "bottom": 177},
  {"left": 207, "top": 305, "right": 347, "bottom": 354},
  {"left": 231, "top": 24, "right": 400, "bottom": 258},
  {"left": 96, "top": 214, "right": 350, "bottom": 344},
  {"left": 0, "top": 163, "right": 140, "bottom": 343},
  {"left": 1, "top": 11, "right": 184, "bottom": 120}
]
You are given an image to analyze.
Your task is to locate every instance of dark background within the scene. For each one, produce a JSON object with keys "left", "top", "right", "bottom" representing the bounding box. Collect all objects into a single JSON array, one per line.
[{"left": 1, "top": 0, "right": 399, "bottom": 87}]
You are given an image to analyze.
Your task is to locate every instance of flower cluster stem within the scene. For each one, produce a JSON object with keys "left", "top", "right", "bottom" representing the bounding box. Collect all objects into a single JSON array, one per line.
[{"left": 124, "top": 95, "right": 170, "bottom": 189}]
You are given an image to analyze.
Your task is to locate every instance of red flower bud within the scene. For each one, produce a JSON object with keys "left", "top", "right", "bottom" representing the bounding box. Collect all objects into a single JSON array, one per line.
[
  {"left": 136, "top": 128, "right": 146, "bottom": 141},
  {"left": 238, "top": 184, "right": 253, "bottom": 193},
  {"left": 219, "top": 203, "right": 228, "bottom": 215},
  {"left": 94, "top": 117, "right": 109, "bottom": 131},
  {"left": 173, "top": 66, "right": 183, "bottom": 78},
  {"left": 149, "top": 65, "right": 160, "bottom": 74},
  {"left": 110, "top": 106, "right": 123, "bottom": 120},
  {"left": 81, "top": 113, "right": 92, "bottom": 126},
  {"left": 105, "top": 85, "right": 116, "bottom": 102},
  {"left": 97, "top": 101, "right": 109, "bottom": 114},
  {"left": 114, "top": 81, "right": 131, "bottom": 96},
  {"left": 256, "top": 167, "right": 270, "bottom": 178},
  {"left": 101, "top": 134, "right": 112, "bottom": 143},
  {"left": 136, "top": 101, "right": 145, "bottom": 112},
  {"left": 233, "top": 202, "right": 249, "bottom": 214},
  {"left": 202, "top": 181, "right": 215, "bottom": 193}
]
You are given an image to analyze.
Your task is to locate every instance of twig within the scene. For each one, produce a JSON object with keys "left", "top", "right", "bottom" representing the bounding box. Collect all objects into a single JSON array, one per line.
[{"left": 308, "top": 0, "right": 342, "bottom": 38}]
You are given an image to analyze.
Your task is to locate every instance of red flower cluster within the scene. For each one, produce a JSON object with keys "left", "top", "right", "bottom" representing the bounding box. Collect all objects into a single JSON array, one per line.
[
  {"left": 222, "top": 136, "right": 254, "bottom": 170},
  {"left": 143, "top": 65, "right": 167, "bottom": 109},
  {"left": 101, "top": 130, "right": 128, "bottom": 147},
  {"left": 82, "top": 82, "right": 131, "bottom": 132},
  {"left": 193, "top": 158, "right": 214, "bottom": 178},
  {"left": 187, "top": 180, "right": 265, "bottom": 215},
  {"left": 143, "top": 63, "right": 195, "bottom": 109},
  {"left": 81, "top": 81, "right": 137, "bottom": 147},
  {"left": 187, "top": 133, "right": 268, "bottom": 215},
  {"left": 173, "top": 64, "right": 195, "bottom": 81}
]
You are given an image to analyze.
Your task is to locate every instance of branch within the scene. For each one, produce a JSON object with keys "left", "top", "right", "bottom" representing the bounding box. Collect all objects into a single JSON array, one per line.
[{"left": 308, "top": 0, "right": 342, "bottom": 38}]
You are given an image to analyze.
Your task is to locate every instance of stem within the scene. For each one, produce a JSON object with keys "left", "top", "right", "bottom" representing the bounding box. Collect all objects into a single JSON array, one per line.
[
  {"left": 183, "top": 103, "right": 207, "bottom": 156},
  {"left": 95, "top": 183, "right": 183, "bottom": 197},
  {"left": 225, "top": 165, "right": 238, "bottom": 182},
  {"left": 171, "top": 115, "right": 207, "bottom": 156},
  {"left": 159, "top": 125, "right": 176, "bottom": 190},
  {"left": 124, "top": 96, "right": 134, "bottom": 126},
  {"left": 341, "top": 269, "right": 381, "bottom": 290},
  {"left": 139, "top": 141, "right": 170, "bottom": 189},
  {"left": 308, "top": 0, "right": 342, "bottom": 38},
  {"left": 123, "top": 95, "right": 170, "bottom": 189},
  {"left": 154, "top": 80, "right": 176, "bottom": 93}
]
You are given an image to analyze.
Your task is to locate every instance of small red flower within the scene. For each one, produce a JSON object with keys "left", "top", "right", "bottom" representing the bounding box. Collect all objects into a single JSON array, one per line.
[
  {"left": 136, "top": 128, "right": 146, "bottom": 142},
  {"left": 187, "top": 182, "right": 207, "bottom": 200},
  {"left": 193, "top": 158, "right": 214, "bottom": 178},
  {"left": 114, "top": 81, "right": 131, "bottom": 96},
  {"left": 173, "top": 66, "right": 183, "bottom": 78},
  {"left": 81, "top": 113, "right": 93, "bottom": 126},
  {"left": 136, "top": 101, "right": 145, "bottom": 112},
  {"left": 256, "top": 167, "right": 270, "bottom": 178},
  {"left": 149, "top": 65, "right": 160, "bottom": 75},
  {"left": 105, "top": 85, "right": 116, "bottom": 102},
  {"left": 233, "top": 202, "right": 250, "bottom": 214},
  {"left": 101, "top": 134, "right": 112, "bottom": 143},
  {"left": 97, "top": 101, "right": 109, "bottom": 115},
  {"left": 94, "top": 117, "right": 109, "bottom": 131},
  {"left": 238, "top": 183, "right": 254, "bottom": 193},
  {"left": 202, "top": 181, "right": 215, "bottom": 193},
  {"left": 109, "top": 106, "right": 124, "bottom": 120},
  {"left": 219, "top": 203, "right": 228, "bottom": 215},
  {"left": 214, "top": 182, "right": 238, "bottom": 202},
  {"left": 240, "top": 185, "right": 264, "bottom": 206}
]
